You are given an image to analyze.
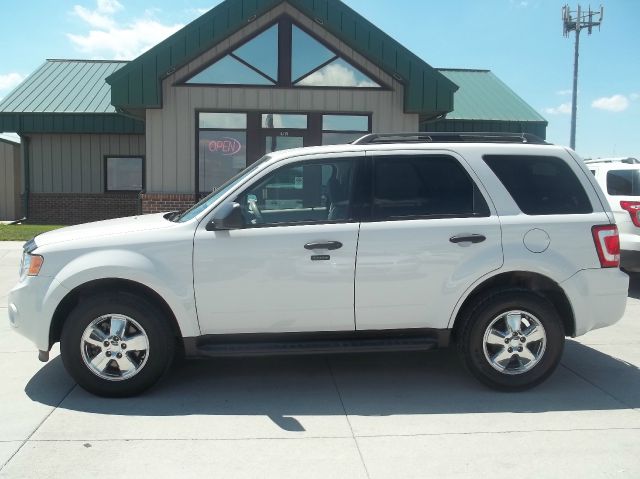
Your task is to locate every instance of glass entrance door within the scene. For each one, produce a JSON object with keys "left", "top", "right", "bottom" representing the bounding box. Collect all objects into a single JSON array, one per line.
[
  {"left": 259, "top": 113, "right": 310, "bottom": 158},
  {"left": 262, "top": 131, "right": 306, "bottom": 154}
]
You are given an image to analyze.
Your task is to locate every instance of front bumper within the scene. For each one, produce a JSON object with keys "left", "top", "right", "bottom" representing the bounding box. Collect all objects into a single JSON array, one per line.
[
  {"left": 561, "top": 268, "right": 629, "bottom": 337},
  {"left": 7, "top": 275, "right": 68, "bottom": 352}
]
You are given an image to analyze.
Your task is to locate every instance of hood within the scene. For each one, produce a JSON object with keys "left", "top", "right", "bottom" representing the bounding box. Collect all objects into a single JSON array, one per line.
[{"left": 32, "top": 213, "right": 175, "bottom": 249}]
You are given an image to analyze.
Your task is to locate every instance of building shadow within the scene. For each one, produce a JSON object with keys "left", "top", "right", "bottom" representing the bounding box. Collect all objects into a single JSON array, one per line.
[{"left": 24, "top": 339, "right": 640, "bottom": 430}]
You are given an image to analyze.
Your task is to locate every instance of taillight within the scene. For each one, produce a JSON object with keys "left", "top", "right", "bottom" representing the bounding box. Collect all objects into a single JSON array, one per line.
[
  {"left": 620, "top": 201, "right": 640, "bottom": 227},
  {"left": 592, "top": 225, "right": 620, "bottom": 268}
]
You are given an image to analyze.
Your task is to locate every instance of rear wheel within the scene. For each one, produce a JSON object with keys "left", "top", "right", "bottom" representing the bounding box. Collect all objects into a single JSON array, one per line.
[
  {"left": 61, "top": 292, "right": 175, "bottom": 397},
  {"left": 456, "top": 290, "right": 565, "bottom": 391}
]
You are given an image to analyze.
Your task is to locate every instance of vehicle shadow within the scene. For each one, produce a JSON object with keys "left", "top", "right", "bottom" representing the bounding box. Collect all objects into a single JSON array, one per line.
[
  {"left": 25, "top": 339, "right": 640, "bottom": 428},
  {"left": 627, "top": 272, "right": 640, "bottom": 300}
]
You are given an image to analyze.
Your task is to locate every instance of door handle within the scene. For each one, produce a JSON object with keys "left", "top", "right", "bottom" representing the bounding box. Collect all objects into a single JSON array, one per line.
[
  {"left": 304, "top": 241, "right": 343, "bottom": 251},
  {"left": 449, "top": 234, "right": 486, "bottom": 244}
]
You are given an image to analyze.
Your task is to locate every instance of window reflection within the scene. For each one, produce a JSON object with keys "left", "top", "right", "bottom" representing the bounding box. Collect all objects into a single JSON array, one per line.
[
  {"left": 296, "top": 58, "right": 379, "bottom": 88},
  {"left": 184, "top": 18, "right": 381, "bottom": 89}
]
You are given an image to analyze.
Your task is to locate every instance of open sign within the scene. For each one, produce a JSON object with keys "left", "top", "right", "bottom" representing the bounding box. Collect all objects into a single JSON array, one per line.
[{"left": 208, "top": 137, "right": 242, "bottom": 156}]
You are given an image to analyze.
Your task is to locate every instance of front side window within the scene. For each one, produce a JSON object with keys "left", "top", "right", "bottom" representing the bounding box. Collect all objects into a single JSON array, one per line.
[
  {"left": 105, "top": 156, "right": 143, "bottom": 191},
  {"left": 238, "top": 159, "right": 356, "bottom": 226},
  {"left": 607, "top": 169, "right": 640, "bottom": 196},
  {"left": 484, "top": 155, "right": 592, "bottom": 215},
  {"left": 372, "top": 155, "right": 489, "bottom": 220}
]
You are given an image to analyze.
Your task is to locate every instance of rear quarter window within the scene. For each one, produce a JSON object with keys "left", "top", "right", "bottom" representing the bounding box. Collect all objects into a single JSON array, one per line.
[
  {"left": 606, "top": 169, "right": 640, "bottom": 196},
  {"left": 483, "top": 155, "right": 592, "bottom": 215}
]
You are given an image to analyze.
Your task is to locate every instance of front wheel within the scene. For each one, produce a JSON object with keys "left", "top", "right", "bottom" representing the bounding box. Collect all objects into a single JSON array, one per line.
[
  {"left": 60, "top": 292, "right": 175, "bottom": 397},
  {"left": 456, "top": 290, "right": 565, "bottom": 391}
]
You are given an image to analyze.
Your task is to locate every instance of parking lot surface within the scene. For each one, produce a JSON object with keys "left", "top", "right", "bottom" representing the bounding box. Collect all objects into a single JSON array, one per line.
[{"left": 0, "top": 240, "right": 639, "bottom": 478}]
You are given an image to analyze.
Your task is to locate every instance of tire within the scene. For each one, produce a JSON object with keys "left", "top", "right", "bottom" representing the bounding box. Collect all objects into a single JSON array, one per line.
[
  {"left": 60, "top": 291, "right": 175, "bottom": 397},
  {"left": 456, "top": 289, "right": 565, "bottom": 391}
]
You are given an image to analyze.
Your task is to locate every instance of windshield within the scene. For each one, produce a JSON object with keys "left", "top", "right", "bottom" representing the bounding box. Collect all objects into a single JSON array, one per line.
[{"left": 175, "top": 156, "right": 272, "bottom": 222}]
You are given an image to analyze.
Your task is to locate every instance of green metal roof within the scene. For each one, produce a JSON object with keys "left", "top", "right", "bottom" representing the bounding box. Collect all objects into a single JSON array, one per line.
[
  {"left": 0, "top": 60, "right": 127, "bottom": 113},
  {"left": 0, "top": 60, "right": 144, "bottom": 134},
  {"left": 106, "top": 0, "right": 458, "bottom": 116},
  {"left": 436, "top": 69, "right": 546, "bottom": 122}
]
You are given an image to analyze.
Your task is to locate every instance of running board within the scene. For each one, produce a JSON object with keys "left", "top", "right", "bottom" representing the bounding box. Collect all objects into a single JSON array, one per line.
[{"left": 184, "top": 330, "right": 448, "bottom": 358}]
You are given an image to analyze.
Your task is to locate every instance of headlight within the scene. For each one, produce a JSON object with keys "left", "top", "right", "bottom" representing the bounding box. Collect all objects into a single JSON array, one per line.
[{"left": 20, "top": 253, "right": 44, "bottom": 279}]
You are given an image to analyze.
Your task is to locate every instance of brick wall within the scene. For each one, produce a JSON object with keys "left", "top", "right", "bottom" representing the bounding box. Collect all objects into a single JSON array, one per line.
[
  {"left": 29, "top": 193, "right": 139, "bottom": 225},
  {"left": 140, "top": 193, "right": 197, "bottom": 215}
]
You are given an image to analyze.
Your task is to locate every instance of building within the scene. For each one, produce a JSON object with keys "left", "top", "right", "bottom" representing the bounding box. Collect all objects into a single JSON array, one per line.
[
  {"left": 0, "top": 134, "right": 22, "bottom": 221},
  {"left": 0, "top": 0, "right": 547, "bottom": 225}
]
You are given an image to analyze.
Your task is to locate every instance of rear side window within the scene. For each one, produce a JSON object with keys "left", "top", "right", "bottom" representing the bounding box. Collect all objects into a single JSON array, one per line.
[
  {"left": 483, "top": 155, "right": 592, "bottom": 215},
  {"left": 607, "top": 170, "right": 640, "bottom": 196},
  {"left": 372, "top": 155, "right": 490, "bottom": 220}
]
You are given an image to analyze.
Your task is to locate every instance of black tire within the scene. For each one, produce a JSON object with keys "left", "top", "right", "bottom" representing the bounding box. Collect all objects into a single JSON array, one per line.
[
  {"left": 456, "top": 289, "right": 565, "bottom": 391},
  {"left": 60, "top": 291, "right": 175, "bottom": 397}
]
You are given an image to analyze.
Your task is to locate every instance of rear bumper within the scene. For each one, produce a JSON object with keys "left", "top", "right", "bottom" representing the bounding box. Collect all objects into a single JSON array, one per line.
[{"left": 561, "top": 268, "right": 629, "bottom": 337}]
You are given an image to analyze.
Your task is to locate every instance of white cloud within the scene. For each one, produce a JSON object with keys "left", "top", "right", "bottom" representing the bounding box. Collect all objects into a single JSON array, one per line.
[
  {"left": 67, "top": 1, "right": 183, "bottom": 60},
  {"left": 591, "top": 94, "right": 629, "bottom": 112},
  {"left": 297, "top": 63, "right": 378, "bottom": 88},
  {"left": 544, "top": 102, "right": 572, "bottom": 115},
  {"left": 0, "top": 72, "right": 25, "bottom": 92},
  {"left": 631, "top": 93, "right": 640, "bottom": 101},
  {"left": 556, "top": 89, "right": 572, "bottom": 96}
]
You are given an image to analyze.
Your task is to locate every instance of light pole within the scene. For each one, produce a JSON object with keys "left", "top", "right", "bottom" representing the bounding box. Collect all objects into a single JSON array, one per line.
[{"left": 562, "top": 4, "right": 603, "bottom": 150}]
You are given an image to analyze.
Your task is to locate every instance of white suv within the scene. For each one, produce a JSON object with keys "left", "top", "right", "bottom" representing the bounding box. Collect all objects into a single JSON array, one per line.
[
  {"left": 8, "top": 133, "right": 629, "bottom": 397},
  {"left": 587, "top": 159, "right": 640, "bottom": 272}
]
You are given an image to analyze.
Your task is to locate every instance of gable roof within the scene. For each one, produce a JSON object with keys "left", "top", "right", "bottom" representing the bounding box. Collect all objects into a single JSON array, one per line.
[
  {"left": 437, "top": 69, "right": 546, "bottom": 123},
  {"left": 0, "top": 60, "right": 144, "bottom": 134},
  {"left": 106, "top": 0, "right": 458, "bottom": 117}
]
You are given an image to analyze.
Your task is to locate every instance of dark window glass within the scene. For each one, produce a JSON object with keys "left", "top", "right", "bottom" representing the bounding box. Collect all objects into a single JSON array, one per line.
[
  {"left": 322, "top": 132, "right": 364, "bottom": 145},
  {"left": 296, "top": 58, "right": 380, "bottom": 88},
  {"left": 264, "top": 136, "right": 305, "bottom": 154},
  {"left": 187, "top": 55, "right": 274, "bottom": 85},
  {"left": 198, "top": 131, "right": 247, "bottom": 193},
  {"left": 323, "top": 115, "right": 369, "bottom": 132},
  {"left": 239, "top": 159, "right": 355, "bottom": 226},
  {"left": 291, "top": 25, "right": 336, "bottom": 81},
  {"left": 262, "top": 114, "right": 307, "bottom": 129},
  {"left": 185, "top": 20, "right": 380, "bottom": 88},
  {"left": 233, "top": 25, "right": 279, "bottom": 80},
  {"left": 372, "top": 155, "right": 488, "bottom": 220},
  {"left": 607, "top": 170, "right": 640, "bottom": 196},
  {"left": 106, "top": 157, "right": 143, "bottom": 191},
  {"left": 484, "top": 155, "right": 592, "bottom": 215},
  {"left": 199, "top": 113, "right": 247, "bottom": 129}
]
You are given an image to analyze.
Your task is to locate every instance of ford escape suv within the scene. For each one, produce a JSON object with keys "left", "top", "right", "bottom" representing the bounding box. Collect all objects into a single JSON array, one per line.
[{"left": 8, "top": 132, "right": 628, "bottom": 397}]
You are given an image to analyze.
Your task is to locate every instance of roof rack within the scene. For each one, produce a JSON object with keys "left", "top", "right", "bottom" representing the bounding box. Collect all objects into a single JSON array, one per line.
[
  {"left": 352, "top": 132, "right": 548, "bottom": 145},
  {"left": 584, "top": 157, "right": 640, "bottom": 165}
]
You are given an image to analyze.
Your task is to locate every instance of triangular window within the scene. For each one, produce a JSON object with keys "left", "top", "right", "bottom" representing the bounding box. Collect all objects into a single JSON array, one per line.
[
  {"left": 187, "top": 24, "right": 278, "bottom": 85},
  {"left": 184, "top": 18, "right": 381, "bottom": 89}
]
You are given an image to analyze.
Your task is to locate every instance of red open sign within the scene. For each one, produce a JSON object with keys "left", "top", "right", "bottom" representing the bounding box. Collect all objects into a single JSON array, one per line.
[{"left": 208, "top": 137, "right": 242, "bottom": 156}]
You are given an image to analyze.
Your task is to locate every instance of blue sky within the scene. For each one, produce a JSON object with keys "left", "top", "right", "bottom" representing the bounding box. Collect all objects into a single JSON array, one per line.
[{"left": 0, "top": 0, "right": 638, "bottom": 158}]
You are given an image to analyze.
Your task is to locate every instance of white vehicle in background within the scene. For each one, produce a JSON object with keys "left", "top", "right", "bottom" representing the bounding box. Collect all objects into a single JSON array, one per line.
[
  {"left": 8, "top": 133, "right": 629, "bottom": 397},
  {"left": 586, "top": 158, "right": 640, "bottom": 272}
]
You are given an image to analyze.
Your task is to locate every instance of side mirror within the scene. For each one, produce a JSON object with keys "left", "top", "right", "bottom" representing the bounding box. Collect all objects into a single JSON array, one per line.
[{"left": 206, "top": 202, "right": 244, "bottom": 231}]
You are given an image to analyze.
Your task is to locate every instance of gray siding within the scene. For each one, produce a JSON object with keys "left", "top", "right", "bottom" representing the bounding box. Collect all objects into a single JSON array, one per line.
[
  {"left": 0, "top": 140, "right": 21, "bottom": 220},
  {"left": 29, "top": 134, "right": 145, "bottom": 193},
  {"left": 146, "top": 2, "right": 419, "bottom": 194}
]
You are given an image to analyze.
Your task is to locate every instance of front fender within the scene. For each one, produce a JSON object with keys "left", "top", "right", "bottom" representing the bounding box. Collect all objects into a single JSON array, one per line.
[{"left": 52, "top": 249, "right": 199, "bottom": 338}]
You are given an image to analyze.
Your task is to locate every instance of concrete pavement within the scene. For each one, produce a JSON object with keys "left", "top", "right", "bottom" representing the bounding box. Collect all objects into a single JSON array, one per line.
[{"left": 0, "top": 240, "right": 638, "bottom": 478}]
